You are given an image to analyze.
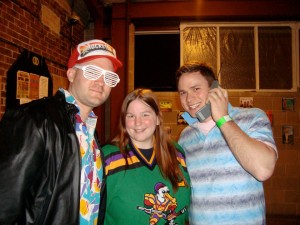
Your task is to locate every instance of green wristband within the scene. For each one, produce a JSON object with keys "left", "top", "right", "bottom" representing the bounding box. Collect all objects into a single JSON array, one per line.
[{"left": 216, "top": 115, "right": 232, "bottom": 128}]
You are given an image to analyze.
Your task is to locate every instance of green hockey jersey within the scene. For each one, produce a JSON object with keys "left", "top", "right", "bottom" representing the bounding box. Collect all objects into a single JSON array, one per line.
[{"left": 102, "top": 142, "right": 191, "bottom": 225}]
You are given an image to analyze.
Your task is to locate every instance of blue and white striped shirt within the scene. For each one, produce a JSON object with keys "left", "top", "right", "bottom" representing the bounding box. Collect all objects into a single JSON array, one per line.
[{"left": 179, "top": 104, "right": 277, "bottom": 225}]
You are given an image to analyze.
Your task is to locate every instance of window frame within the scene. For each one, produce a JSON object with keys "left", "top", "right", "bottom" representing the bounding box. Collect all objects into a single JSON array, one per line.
[{"left": 180, "top": 22, "right": 300, "bottom": 92}]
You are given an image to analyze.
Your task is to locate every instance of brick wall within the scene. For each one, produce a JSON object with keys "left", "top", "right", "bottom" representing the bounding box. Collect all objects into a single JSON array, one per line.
[
  {"left": 0, "top": 0, "right": 85, "bottom": 119},
  {"left": 156, "top": 91, "right": 300, "bottom": 217}
]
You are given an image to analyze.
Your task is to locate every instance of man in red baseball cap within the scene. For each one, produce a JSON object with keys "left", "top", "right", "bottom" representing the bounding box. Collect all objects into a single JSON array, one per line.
[
  {"left": 67, "top": 39, "right": 122, "bottom": 120},
  {"left": 0, "top": 39, "right": 122, "bottom": 225}
]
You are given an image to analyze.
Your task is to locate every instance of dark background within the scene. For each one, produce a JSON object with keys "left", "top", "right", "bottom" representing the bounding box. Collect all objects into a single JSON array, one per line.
[{"left": 134, "top": 33, "right": 180, "bottom": 92}]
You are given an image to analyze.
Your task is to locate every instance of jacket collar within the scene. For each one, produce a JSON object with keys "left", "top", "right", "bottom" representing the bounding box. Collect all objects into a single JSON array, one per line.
[{"left": 54, "top": 90, "right": 79, "bottom": 124}]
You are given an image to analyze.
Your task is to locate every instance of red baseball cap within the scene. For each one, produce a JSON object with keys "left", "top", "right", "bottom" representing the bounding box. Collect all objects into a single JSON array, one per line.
[{"left": 67, "top": 39, "right": 122, "bottom": 72}]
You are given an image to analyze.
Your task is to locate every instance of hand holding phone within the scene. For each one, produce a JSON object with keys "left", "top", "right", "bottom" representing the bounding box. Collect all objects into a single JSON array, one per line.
[{"left": 195, "top": 80, "right": 219, "bottom": 122}]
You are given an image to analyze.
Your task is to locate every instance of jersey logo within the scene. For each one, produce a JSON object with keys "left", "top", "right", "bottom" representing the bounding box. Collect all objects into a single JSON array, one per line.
[{"left": 137, "top": 182, "right": 187, "bottom": 225}]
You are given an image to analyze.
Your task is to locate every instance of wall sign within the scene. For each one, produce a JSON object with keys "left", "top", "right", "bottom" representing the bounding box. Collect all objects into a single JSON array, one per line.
[{"left": 6, "top": 50, "right": 53, "bottom": 110}]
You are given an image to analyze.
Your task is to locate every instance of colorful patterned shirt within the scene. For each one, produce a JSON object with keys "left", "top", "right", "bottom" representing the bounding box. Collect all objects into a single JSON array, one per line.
[{"left": 62, "top": 89, "right": 103, "bottom": 225}]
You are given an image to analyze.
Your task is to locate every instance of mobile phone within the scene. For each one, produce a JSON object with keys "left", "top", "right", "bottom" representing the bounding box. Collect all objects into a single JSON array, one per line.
[{"left": 195, "top": 80, "right": 219, "bottom": 122}]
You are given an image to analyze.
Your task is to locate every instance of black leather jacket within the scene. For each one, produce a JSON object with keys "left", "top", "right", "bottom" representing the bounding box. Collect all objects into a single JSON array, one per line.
[{"left": 0, "top": 91, "right": 106, "bottom": 225}]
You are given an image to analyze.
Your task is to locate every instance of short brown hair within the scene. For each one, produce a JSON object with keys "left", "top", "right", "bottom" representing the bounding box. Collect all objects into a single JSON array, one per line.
[{"left": 175, "top": 62, "right": 217, "bottom": 89}]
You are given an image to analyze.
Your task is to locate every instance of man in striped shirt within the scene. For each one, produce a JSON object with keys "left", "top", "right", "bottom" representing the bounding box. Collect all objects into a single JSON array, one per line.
[{"left": 175, "top": 62, "right": 277, "bottom": 225}]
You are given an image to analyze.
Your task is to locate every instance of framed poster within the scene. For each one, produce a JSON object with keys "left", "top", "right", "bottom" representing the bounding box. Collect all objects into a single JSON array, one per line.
[
  {"left": 282, "top": 125, "right": 294, "bottom": 145},
  {"left": 282, "top": 98, "right": 295, "bottom": 111},
  {"left": 177, "top": 111, "right": 188, "bottom": 125}
]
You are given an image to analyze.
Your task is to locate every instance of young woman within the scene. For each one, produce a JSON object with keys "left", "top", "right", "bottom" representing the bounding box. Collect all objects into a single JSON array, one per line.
[{"left": 102, "top": 89, "right": 190, "bottom": 225}]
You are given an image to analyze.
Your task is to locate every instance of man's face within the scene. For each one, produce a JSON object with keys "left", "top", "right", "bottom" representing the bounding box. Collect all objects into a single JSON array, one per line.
[
  {"left": 177, "top": 71, "right": 210, "bottom": 118},
  {"left": 67, "top": 58, "right": 115, "bottom": 111}
]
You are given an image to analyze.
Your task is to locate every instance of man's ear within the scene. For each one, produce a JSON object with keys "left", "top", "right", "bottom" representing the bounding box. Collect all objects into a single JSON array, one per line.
[{"left": 67, "top": 68, "right": 76, "bottom": 82}]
